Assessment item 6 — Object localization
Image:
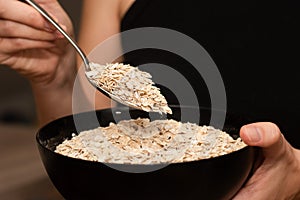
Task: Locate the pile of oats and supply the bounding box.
[55,118,247,164]
[86,63,172,114]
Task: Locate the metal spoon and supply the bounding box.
[23,0,142,109]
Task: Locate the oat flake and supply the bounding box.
[55,118,247,164]
[87,63,172,114]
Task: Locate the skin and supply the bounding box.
[234,123,300,199]
[0,0,299,199]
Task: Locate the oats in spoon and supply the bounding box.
[87,63,172,114]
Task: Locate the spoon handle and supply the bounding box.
[24,0,91,71]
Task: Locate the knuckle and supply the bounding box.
[12,38,24,48]
[0,5,5,18]
[268,122,280,133]
[0,20,13,35]
[264,122,282,142]
[27,10,41,24]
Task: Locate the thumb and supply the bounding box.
[240,122,284,159]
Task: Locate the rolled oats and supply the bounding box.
[86,63,172,114]
[55,118,247,164]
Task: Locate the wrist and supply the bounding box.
[31,76,74,126]
[30,56,76,126]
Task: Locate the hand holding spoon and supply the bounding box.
[23,0,172,114]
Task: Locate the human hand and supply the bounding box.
[0,0,76,87]
[233,122,300,200]
[0,0,79,124]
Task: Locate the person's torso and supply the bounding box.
[120,0,300,146]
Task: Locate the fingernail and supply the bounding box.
[245,126,262,143]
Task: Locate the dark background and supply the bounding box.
[121,0,300,148]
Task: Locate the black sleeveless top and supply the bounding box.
[120,0,300,147]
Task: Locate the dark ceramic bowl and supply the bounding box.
[36,106,255,200]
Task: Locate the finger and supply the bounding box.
[0,20,58,40]
[0,0,56,32]
[0,37,56,53]
[234,123,299,200]
[240,122,281,147]
[240,122,285,159]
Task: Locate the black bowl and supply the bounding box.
[36,106,255,200]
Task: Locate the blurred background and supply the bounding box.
[0,1,82,199]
